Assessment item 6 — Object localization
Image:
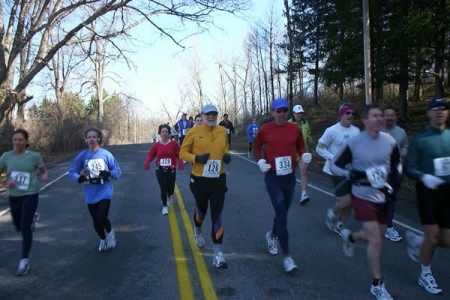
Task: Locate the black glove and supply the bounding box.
[349,170,366,182]
[77,175,87,184]
[195,153,210,164]
[223,153,231,164]
[99,170,111,179]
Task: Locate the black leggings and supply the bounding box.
[189,173,227,244]
[87,199,112,240]
[9,194,39,259]
[156,168,176,206]
[248,142,253,152]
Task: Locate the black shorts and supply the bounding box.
[329,175,351,197]
[416,182,450,228]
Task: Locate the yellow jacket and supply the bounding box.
[179,124,229,177]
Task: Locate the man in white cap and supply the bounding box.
[179,103,232,269]
[289,104,313,204]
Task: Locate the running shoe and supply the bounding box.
[162,206,169,215]
[326,208,337,232]
[283,256,298,273]
[194,230,205,249]
[341,229,354,257]
[405,231,423,263]
[106,229,116,250]
[334,221,343,236]
[384,227,402,242]
[265,231,279,255]
[299,192,310,205]
[370,282,393,300]
[16,259,29,276]
[98,239,108,252]
[418,273,443,295]
[213,252,228,269]
[31,212,40,231]
[167,196,173,206]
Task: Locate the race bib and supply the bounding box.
[11,171,31,190]
[160,158,172,167]
[365,166,387,189]
[202,160,221,178]
[86,158,106,178]
[182,129,187,136]
[433,157,450,176]
[275,156,292,176]
[252,127,258,138]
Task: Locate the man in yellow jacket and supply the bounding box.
[289,105,313,204]
[179,103,231,269]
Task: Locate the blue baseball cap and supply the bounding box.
[271,98,289,110]
[427,97,449,110]
[201,104,218,114]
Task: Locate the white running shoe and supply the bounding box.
[299,192,310,205]
[326,208,337,232]
[106,229,116,250]
[341,229,354,257]
[194,230,205,249]
[265,231,279,255]
[405,231,423,262]
[384,227,402,242]
[213,252,228,269]
[31,212,40,231]
[418,273,443,295]
[283,256,298,273]
[16,258,29,276]
[162,206,169,215]
[98,239,108,252]
[370,282,393,300]
[333,221,343,236]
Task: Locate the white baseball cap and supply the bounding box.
[293,105,305,113]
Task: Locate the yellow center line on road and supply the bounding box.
[168,197,195,300]
[174,184,219,300]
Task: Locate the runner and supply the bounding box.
[194,114,203,127]
[245,117,259,158]
[0,129,49,276]
[330,104,400,300]
[144,124,184,215]
[289,104,313,204]
[175,112,192,146]
[68,127,121,252]
[219,113,235,146]
[253,98,310,272]
[381,106,408,242]
[404,96,450,295]
[179,104,232,269]
[316,102,360,235]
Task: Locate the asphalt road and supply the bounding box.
[0,143,449,300]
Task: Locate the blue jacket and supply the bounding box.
[246,123,259,143]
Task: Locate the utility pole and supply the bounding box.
[363,0,372,104]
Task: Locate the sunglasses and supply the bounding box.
[275,108,288,113]
[345,111,356,115]
[204,112,218,116]
[430,106,448,111]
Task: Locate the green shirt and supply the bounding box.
[289,118,311,151]
[0,150,45,196]
[405,126,450,183]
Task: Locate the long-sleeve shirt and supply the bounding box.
[68,148,121,204]
[179,124,229,177]
[330,131,400,203]
[246,123,259,143]
[405,126,450,183]
[253,122,306,173]
[219,120,235,135]
[316,123,360,175]
[144,140,180,169]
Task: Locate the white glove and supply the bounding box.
[257,159,271,173]
[421,174,445,189]
[301,153,312,163]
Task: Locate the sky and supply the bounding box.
[103,0,284,119]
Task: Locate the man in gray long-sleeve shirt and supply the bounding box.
[330,104,401,300]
